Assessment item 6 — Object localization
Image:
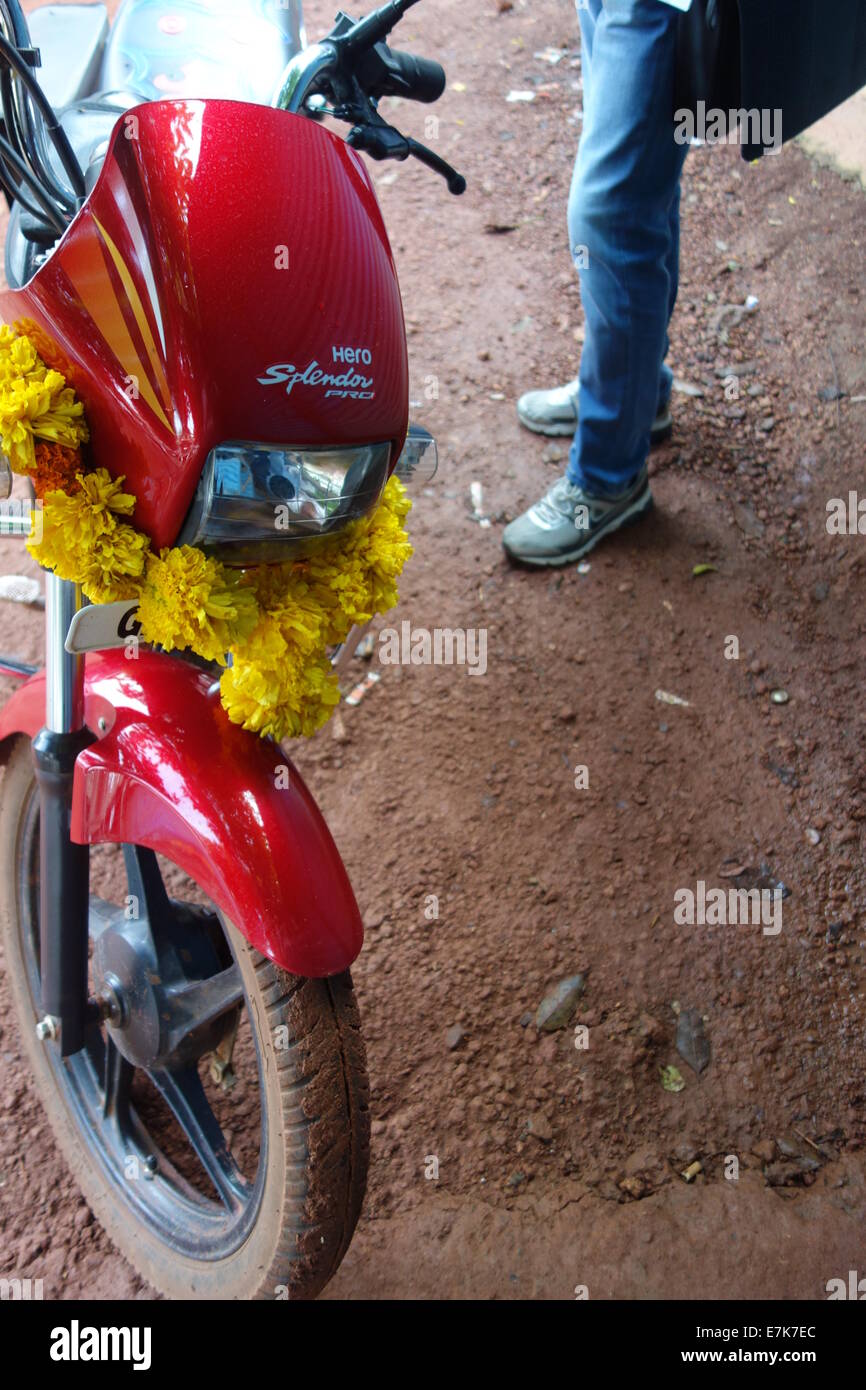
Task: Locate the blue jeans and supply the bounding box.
[567,0,688,497]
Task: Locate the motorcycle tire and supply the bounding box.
[0,735,370,1300]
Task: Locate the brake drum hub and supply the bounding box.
[92,909,226,1071]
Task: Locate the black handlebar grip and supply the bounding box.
[387,50,447,103]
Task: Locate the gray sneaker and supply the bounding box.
[502,468,652,568]
[517,376,673,445]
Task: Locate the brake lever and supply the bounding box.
[347,121,466,196]
[347,120,411,161]
[405,138,466,196]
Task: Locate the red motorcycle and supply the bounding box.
[0,0,460,1299]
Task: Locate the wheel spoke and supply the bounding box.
[148,1064,250,1211]
[89,896,123,942]
[162,965,244,1057]
[102,1032,133,1122]
[122,844,173,936]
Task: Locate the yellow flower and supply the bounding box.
[220,644,340,741]
[216,480,411,739]
[136,546,259,662]
[0,328,89,472]
[304,476,413,631]
[27,468,149,603]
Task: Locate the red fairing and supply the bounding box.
[0,100,409,548]
[0,651,363,978]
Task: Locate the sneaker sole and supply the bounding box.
[503,488,654,569]
[516,409,578,438]
[517,408,673,448]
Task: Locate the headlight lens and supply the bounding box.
[179,440,392,561]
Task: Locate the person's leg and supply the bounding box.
[657,179,683,415]
[567,0,688,497]
[577,0,598,94]
[502,0,687,566]
[515,0,680,443]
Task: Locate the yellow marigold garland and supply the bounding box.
[137,547,261,666]
[30,442,83,499]
[1,325,412,741]
[0,323,89,471]
[36,469,150,603]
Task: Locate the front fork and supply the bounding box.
[32,575,95,1057]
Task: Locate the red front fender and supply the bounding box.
[0,650,363,977]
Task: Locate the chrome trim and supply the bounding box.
[45,574,85,734]
[271,41,339,114]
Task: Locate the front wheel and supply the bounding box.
[0,736,369,1300]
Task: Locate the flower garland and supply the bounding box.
[0,324,412,740]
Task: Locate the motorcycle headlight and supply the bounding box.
[179,440,392,563]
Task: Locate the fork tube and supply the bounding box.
[33,575,94,1056]
[45,575,85,733]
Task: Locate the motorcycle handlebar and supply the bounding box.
[342,0,423,55]
[375,49,446,104]
[273,1,465,192]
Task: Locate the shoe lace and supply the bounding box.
[532,476,588,527]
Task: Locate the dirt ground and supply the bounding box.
[1,0,865,1300]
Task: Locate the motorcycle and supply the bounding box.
[0,0,462,1299]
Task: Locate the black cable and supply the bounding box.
[7,85,78,216]
[0,151,58,223]
[0,7,40,172]
[0,32,84,199]
[16,79,79,212]
[0,29,78,215]
[0,18,55,211]
[0,3,57,219]
[0,68,23,159]
[0,148,64,230]
[0,14,76,225]
[0,9,78,212]
[0,130,65,232]
[0,0,29,48]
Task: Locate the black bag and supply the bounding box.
[674,0,741,117]
[675,1,866,161]
[736,1,866,153]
